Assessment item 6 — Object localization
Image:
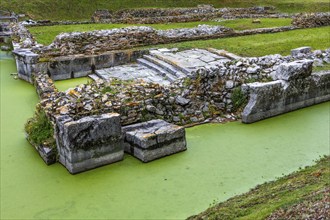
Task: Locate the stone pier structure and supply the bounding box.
[242,60,330,123]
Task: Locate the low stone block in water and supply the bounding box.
[122,119,187,162]
[55,113,123,174]
[275,59,313,81]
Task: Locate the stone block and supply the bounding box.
[275,59,313,81]
[291,46,311,57]
[55,113,123,174]
[242,71,330,123]
[122,119,187,162]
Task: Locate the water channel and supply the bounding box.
[1,51,329,219]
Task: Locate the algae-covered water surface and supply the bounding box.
[1,52,329,219]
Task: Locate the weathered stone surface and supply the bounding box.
[122,119,187,162]
[275,59,313,81]
[12,48,39,83]
[55,113,123,174]
[291,47,312,57]
[292,12,330,28]
[242,70,330,123]
[91,6,278,24]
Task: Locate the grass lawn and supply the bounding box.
[188,156,330,220]
[0,0,329,21]
[149,26,330,57]
[29,18,292,45]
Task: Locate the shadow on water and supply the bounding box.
[0,51,329,219]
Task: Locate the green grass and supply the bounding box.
[313,63,330,72]
[24,108,55,148]
[0,0,329,21]
[188,155,330,220]
[150,26,330,57]
[29,18,292,45]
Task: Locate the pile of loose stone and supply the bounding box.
[292,12,330,28]
[36,47,330,126]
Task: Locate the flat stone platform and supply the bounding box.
[122,119,187,162]
[95,48,234,85]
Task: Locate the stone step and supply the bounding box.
[88,73,103,82]
[137,58,177,82]
[207,48,241,60]
[142,55,186,78]
[95,69,110,81]
[149,51,192,75]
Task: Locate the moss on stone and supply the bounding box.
[25,107,56,149]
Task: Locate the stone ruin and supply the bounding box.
[91,5,278,24]
[292,12,330,28]
[5,7,329,173]
[242,59,330,123]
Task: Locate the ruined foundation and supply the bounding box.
[123,119,187,162]
[242,60,330,123]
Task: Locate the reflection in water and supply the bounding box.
[1,51,329,219]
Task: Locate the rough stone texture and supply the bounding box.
[122,119,187,162]
[275,59,313,81]
[37,25,233,57]
[12,48,39,83]
[34,73,57,99]
[242,61,330,124]
[55,113,124,174]
[36,145,57,165]
[292,12,330,28]
[291,47,312,57]
[97,49,231,85]
[26,134,57,165]
[91,6,278,24]
[38,47,330,126]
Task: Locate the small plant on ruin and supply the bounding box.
[231,87,248,112]
[25,107,55,148]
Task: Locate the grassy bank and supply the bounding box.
[29,18,292,45]
[152,26,330,57]
[188,155,330,220]
[0,0,329,21]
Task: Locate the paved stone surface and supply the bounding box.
[96,64,170,85]
[95,48,233,85]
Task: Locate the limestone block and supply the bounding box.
[242,71,330,123]
[55,113,123,174]
[275,59,313,81]
[291,47,311,57]
[122,119,187,162]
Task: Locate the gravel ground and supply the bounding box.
[267,187,330,220]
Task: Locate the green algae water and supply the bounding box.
[54,77,90,91]
[1,51,329,219]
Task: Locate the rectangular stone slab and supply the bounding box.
[55,113,124,174]
[122,119,187,162]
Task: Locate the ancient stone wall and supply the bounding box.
[34,47,329,126]
[91,6,277,24]
[292,12,330,28]
[242,61,330,123]
[34,25,296,57]
[34,73,57,99]
[37,25,233,56]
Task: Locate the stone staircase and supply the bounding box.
[94,48,239,85]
